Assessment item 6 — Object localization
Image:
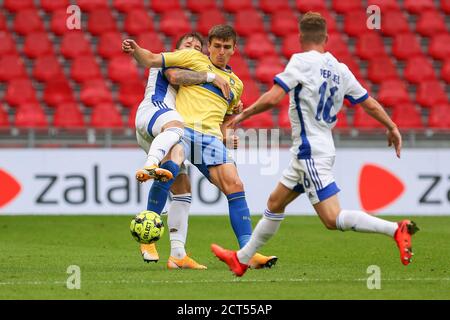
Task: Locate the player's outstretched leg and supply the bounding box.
[136,165,173,183]
[394,220,419,265]
[141,243,159,263]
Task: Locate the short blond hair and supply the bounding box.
[299,12,327,44]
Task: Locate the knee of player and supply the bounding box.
[222,177,244,194]
[267,195,286,213]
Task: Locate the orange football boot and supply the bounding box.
[140,243,159,263]
[248,253,278,269]
[136,165,173,183]
[211,244,248,277]
[394,220,419,266]
[167,255,207,270]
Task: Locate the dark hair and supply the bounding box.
[175,32,205,49]
[299,12,327,44]
[208,25,237,45]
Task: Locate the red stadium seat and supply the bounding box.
[367,0,400,11]
[234,9,265,37]
[278,105,290,129]
[259,0,291,13]
[244,33,277,60]
[97,32,123,58]
[50,9,72,36]
[13,9,44,35]
[367,55,399,83]
[137,33,166,53]
[335,107,349,129]
[336,52,363,80]
[403,0,435,14]
[0,105,9,128]
[270,11,299,37]
[43,77,75,107]
[327,33,352,59]
[377,80,411,108]
[240,79,261,106]
[380,11,410,36]
[355,32,386,60]
[428,104,450,128]
[404,57,437,84]
[128,105,138,128]
[442,0,450,14]
[353,106,384,129]
[23,32,54,58]
[108,56,140,83]
[392,33,423,60]
[416,11,448,37]
[76,0,109,12]
[118,81,145,108]
[87,9,117,36]
[71,55,102,83]
[90,103,124,129]
[0,55,27,81]
[40,0,70,12]
[113,0,145,12]
[159,11,191,37]
[53,102,85,129]
[80,79,113,107]
[5,78,37,107]
[14,104,48,129]
[223,0,253,13]
[0,32,17,56]
[0,11,7,30]
[150,0,181,13]
[229,55,252,80]
[332,0,362,13]
[442,59,450,83]
[32,55,65,82]
[197,10,226,36]
[391,104,424,129]
[295,0,326,12]
[4,0,34,12]
[255,56,285,86]
[241,111,274,128]
[282,33,302,59]
[343,11,369,37]
[429,33,450,60]
[416,80,448,108]
[124,10,154,35]
[60,32,92,59]
[186,0,216,13]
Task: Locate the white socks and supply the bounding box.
[336,209,398,237]
[237,209,284,264]
[168,193,191,259]
[145,127,184,167]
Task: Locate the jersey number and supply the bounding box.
[315,81,338,123]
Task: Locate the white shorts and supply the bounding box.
[280,156,340,205]
[135,100,183,153]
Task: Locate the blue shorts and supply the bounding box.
[180,127,234,179]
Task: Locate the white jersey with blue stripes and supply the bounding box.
[274,50,368,159]
[142,67,177,109]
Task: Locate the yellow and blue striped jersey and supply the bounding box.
[162,49,243,138]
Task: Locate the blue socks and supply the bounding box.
[146,160,180,214]
[227,191,252,248]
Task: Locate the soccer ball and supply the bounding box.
[130,211,164,244]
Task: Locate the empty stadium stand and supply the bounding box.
[0,0,449,147]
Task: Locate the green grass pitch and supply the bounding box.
[0,215,449,300]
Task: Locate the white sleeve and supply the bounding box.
[273,55,305,93]
[342,63,368,104]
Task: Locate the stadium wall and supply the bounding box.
[1,148,449,215]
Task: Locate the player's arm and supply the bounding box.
[360,96,402,158]
[221,115,239,149]
[122,39,162,68]
[164,69,231,99]
[231,84,286,126]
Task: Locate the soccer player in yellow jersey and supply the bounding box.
[122,25,276,269]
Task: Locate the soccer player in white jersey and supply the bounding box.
[211,12,419,277]
[129,32,231,269]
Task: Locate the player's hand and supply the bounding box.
[227,113,245,128]
[387,126,402,158]
[212,75,231,101]
[122,39,138,54]
[233,100,243,114]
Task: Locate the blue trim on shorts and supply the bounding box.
[293,183,305,194]
[317,182,340,202]
[147,108,173,137]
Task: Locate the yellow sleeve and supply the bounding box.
[162,49,202,69]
